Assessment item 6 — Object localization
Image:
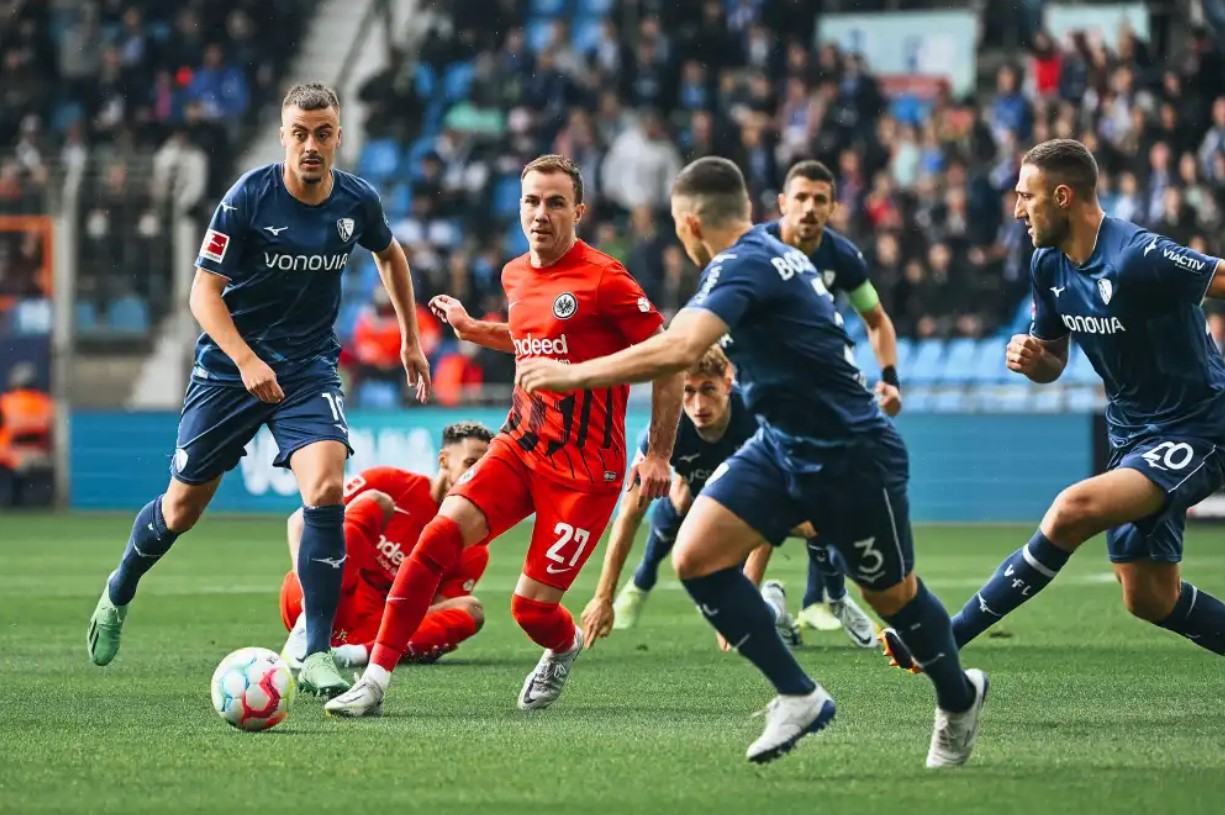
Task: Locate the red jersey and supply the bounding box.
[500,240,663,492]
[342,466,479,594]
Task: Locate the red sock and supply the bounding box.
[407,607,481,657]
[511,594,576,652]
[370,516,463,671]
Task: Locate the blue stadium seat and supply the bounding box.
[933,389,969,413]
[404,136,436,175]
[356,380,400,410]
[1067,386,1103,412]
[1066,343,1098,385]
[415,63,437,99]
[1032,388,1064,413]
[358,139,401,183]
[583,0,614,14]
[1003,295,1033,336]
[504,222,530,257]
[971,337,1008,385]
[492,175,522,220]
[894,337,914,371]
[908,339,947,386]
[854,340,880,382]
[336,301,364,343]
[442,61,476,103]
[904,389,935,412]
[530,0,570,17]
[572,15,605,52]
[842,307,866,343]
[941,338,978,385]
[14,299,52,334]
[526,18,554,52]
[387,182,412,220]
[993,386,1032,412]
[75,300,99,332]
[107,296,149,334]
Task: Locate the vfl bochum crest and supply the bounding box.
[336,218,355,242]
[1098,278,1114,305]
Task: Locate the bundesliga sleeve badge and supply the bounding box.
[200,229,230,263]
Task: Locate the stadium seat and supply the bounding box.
[14,299,52,334]
[404,136,436,175]
[336,301,364,343]
[903,388,935,412]
[358,139,401,183]
[842,307,866,342]
[504,222,530,257]
[583,0,614,14]
[894,337,914,371]
[992,385,1032,412]
[941,338,978,385]
[442,61,476,103]
[1003,295,1033,336]
[1032,388,1064,413]
[572,15,605,52]
[1067,386,1104,412]
[387,182,412,220]
[971,337,1008,385]
[908,339,947,386]
[75,300,99,332]
[526,18,554,52]
[492,175,522,220]
[107,295,149,334]
[414,63,437,99]
[356,380,400,409]
[932,389,969,413]
[529,0,570,17]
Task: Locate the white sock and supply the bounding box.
[364,662,392,691]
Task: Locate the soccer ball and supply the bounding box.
[210,647,296,732]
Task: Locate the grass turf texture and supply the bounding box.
[2,513,1224,814]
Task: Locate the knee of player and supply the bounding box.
[860,572,918,617]
[161,493,206,533]
[671,545,706,580]
[303,476,345,507]
[1044,486,1103,545]
[1120,580,1178,622]
[462,597,485,630]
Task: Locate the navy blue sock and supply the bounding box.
[682,567,816,695]
[804,540,847,604]
[1158,581,1225,655]
[884,579,975,713]
[297,504,346,656]
[951,530,1071,648]
[631,524,674,592]
[108,496,181,605]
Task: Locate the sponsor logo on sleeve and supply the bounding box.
[200,229,230,263]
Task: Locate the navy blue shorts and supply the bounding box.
[702,427,914,590]
[1106,436,1225,564]
[171,371,352,485]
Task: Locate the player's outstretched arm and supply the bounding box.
[429,295,515,353]
[189,269,284,403]
[638,347,684,504]
[581,479,651,648]
[518,309,727,393]
[1006,333,1068,384]
[373,240,431,402]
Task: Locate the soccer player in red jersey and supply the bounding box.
[326,155,683,717]
[280,422,493,669]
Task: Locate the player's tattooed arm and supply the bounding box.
[373,240,431,402]
[518,309,727,393]
[189,268,284,403]
[429,295,515,353]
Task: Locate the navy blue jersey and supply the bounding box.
[193,164,393,385]
[687,228,887,448]
[636,387,759,493]
[760,221,869,296]
[1030,216,1225,449]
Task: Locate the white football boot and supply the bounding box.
[518,629,583,710]
[828,593,878,649]
[926,668,989,768]
[324,675,385,718]
[761,580,802,648]
[746,685,837,763]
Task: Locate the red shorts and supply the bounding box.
[450,435,619,591]
[278,571,384,647]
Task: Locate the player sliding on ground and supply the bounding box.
[589,343,874,650]
[280,422,493,669]
[882,138,1225,673]
[86,83,431,698]
[517,157,987,768]
[765,159,902,639]
[324,155,683,717]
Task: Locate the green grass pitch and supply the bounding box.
[2,513,1225,814]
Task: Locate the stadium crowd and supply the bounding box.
[341,1,1225,403]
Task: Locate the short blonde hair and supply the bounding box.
[688,344,731,379]
[521,154,584,204]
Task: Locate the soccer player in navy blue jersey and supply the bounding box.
[763,159,901,639]
[87,83,432,698]
[882,139,1225,674]
[518,157,986,768]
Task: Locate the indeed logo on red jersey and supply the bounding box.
[375,535,406,570]
[513,333,571,359]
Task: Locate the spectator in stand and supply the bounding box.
[0,362,54,508]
